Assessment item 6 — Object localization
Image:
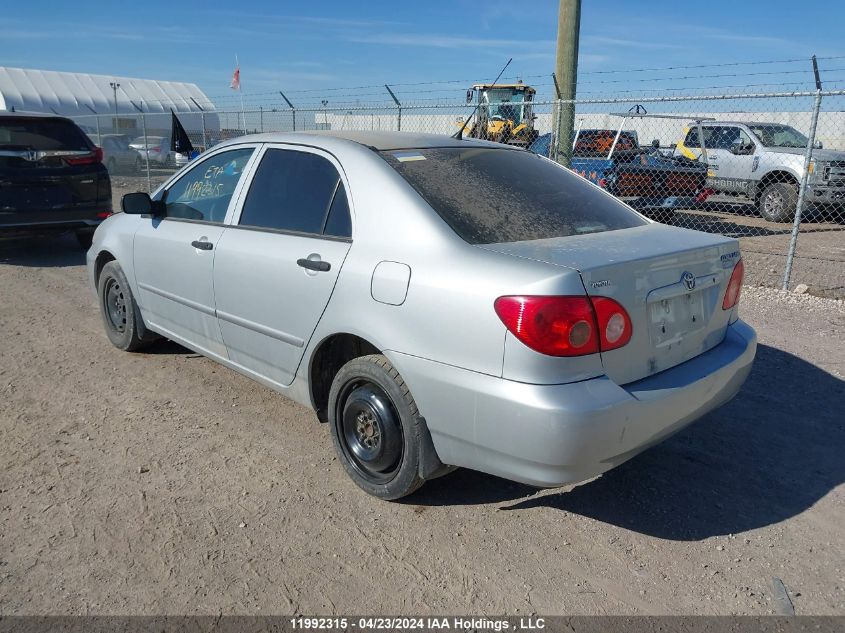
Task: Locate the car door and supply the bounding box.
[212,145,353,387]
[725,128,757,196]
[132,145,258,358]
[708,126,755,194]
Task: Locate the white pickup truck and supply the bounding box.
[674,121,845,222]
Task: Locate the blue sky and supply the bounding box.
[2,0,842,108]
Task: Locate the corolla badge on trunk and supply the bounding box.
[682,271,696,291]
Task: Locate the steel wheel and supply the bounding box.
[338,381,404,484]
[103,277,128,333]
[763,189,784,218]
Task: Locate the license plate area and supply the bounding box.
[648,290,706,348]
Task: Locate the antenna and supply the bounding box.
[453,58,512,140]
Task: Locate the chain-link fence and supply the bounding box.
[70,89,845,298]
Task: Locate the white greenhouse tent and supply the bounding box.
[0,66,219,137]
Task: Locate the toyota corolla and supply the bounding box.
[87,131,756,499]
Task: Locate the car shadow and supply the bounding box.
[410,344,845,541]
[0,234,87,267]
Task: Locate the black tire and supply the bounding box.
[134,156,143,172]
[75,230,94,250]
[97,260,157,351]
[328,354,426,500]
[758,182,798,223]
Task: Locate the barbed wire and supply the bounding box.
[85,55,845,110]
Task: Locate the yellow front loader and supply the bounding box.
[462,82,539,147]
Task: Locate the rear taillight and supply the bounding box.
[96,211,113,219]
[591,296,633,351]
[696,187,715,203]
[495,295,634,357]
[722,259,744,310]
[494,296,599,357]
[63,148,101,166]
[150,147,161,153]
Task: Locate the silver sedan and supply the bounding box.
[87,131,756,500]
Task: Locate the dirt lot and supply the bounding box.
[0,235,843,616]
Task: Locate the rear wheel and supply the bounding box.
[328,354,425,500]
[134,156,143,172]
[97,261,157,351]
[758,182,798,222]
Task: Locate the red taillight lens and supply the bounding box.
[151,147,161,153]
[495,295,634,357]
[696,187,715,203]
[494,296,599,357]
[722,259,744,310]
[96,211,113,219]
[591,296,633,351]
[63,149,101,166]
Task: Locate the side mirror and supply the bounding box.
[122,192,159,215]
[730,141,754,155]
[651,139,660,148]
[466,89,474,104]
[814,140,823,149]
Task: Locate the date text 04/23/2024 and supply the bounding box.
[289,617,547,630]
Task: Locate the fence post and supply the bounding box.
[95,116,101,145]
[201,112,208,152]
[385,85,401,131]
[549,99,561,159]
[782,90,823,290]
[260,106,264,133]
[141,113,152,194]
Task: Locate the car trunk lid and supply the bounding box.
[481,223,741,385]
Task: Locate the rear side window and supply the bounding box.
[239,148,350,237]
[0,117,91,151]
[381,147,646,245]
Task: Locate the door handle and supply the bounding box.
[191,240,213,251]
[297,258,331,272]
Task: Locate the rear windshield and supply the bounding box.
[381,147,646,244]
[0,117,91,151]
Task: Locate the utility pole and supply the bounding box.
[553,0,581,167]
[109,81,120,132]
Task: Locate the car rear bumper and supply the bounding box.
[0,217,104,236]
[388,319,756,487]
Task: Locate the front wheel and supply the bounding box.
[97,260,157,351]
[328,355,426,500]
[758,182,798,222]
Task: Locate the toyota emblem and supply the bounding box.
[682,271,696,291]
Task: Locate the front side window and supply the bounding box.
[163,148,254,222]
[239,148,351,237]
[382,147,646,245]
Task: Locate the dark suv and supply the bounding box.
[1,111,112,248]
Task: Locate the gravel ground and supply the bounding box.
[0,235,842,616]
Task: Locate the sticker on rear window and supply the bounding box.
[392,151,426,162]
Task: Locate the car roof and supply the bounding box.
[214,130,512,152]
